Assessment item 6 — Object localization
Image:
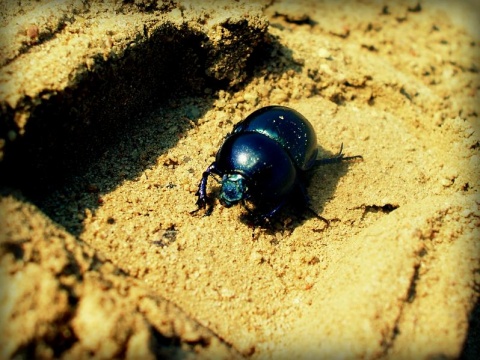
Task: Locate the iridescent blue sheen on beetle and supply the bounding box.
[193,105,362,223]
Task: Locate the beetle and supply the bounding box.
[192,105,362,224]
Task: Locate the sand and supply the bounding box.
[1,0,479,359]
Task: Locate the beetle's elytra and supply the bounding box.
[192,105,362,223]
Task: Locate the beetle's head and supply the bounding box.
[220,173,247,207]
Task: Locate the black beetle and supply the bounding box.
[193,105,362,223]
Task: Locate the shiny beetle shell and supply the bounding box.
[231,106,318,171]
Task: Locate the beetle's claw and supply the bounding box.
[190,198,205,214]
[196,197,206,209]
[306,207,330,227]
[204,204,214,216]
[189,207,201,215]
[191,197,215,217]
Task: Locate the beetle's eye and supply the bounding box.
[220,174,246,207]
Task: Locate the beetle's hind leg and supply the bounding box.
[296,181,330,227]
[315,143,363,166]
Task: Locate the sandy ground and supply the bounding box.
[1,0,479,359]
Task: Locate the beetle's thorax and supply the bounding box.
[220,173,248,207]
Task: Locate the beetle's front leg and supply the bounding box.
[191,162,220,216]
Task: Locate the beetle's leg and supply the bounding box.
[253,198,289,224]
[315,143,363,166]
[297,181,330,227]
[297,180,311,207]
[191,162,220,216]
